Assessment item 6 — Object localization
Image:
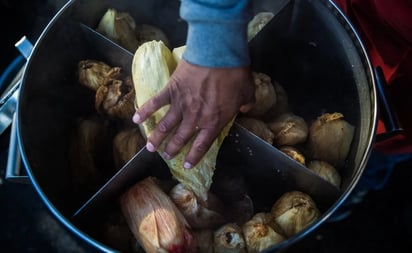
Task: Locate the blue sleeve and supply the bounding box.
[180,0,252,67]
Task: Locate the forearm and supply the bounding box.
[180,0,252,67]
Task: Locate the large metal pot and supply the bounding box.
[15,0,377,252]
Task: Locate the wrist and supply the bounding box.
[183,21,250,67]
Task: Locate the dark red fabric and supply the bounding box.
[333,0,412,154]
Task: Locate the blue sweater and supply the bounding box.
[180,0,252,67]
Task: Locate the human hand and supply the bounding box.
[132,59,255,169]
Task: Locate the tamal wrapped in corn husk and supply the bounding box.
[307,160,341,188]
[132,40,234,201]
[78,59,121,91]
[307,112,355,167]
[242,212,286,253]
[169,183,226,229]
[112,126,146,169]
[96,8,139,52]
[214,223,247,253]
[120,177,195,253]
[271,191,320,237]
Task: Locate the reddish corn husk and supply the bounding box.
[120,177,195,253]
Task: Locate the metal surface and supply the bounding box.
[1,37,33,182]
[79,23,134,72]
[73,147,162,218]
[73,2,340,218]
[374,66,403,142]
[5,113,29,183]
[219,124,341,208]
[70,22,147,217]
[15,36,34,60]
[0,34,32,135]
[0,83,20,136]
[15,0,377,252]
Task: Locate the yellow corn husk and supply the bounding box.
[120,177,195,253]
[172,45,186,63]
[132,40,234,201]
[96,8,139,52]
[247,12,275,41]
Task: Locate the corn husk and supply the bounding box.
[132,40,234,201]
[120,177,195,253]
[307,112,355,166]
[68,116,111,193]
[112,127,146,169]
[242,212,286,253]
[247,12,275,41]
[96,8,139,52]
[169,183,226,229]
[78,59,121,91]
[95,76,136,120]
[236,117,274,145]
[279,146,306,166]
[267,112,308,147]
[307,160,341,188]
[245,72,277,118]
[263,80,290,121]
[271,191,320,237]
[137,24,170,48]
[172,45,186,63]
[214,223,247,253]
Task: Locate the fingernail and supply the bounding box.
[163,152,172,160]
[146,142,155,152]
[183,162,193,169]
[132,113,141,124]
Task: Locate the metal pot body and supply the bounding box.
[16,0,377,252]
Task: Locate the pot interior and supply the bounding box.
[17,0,376,252]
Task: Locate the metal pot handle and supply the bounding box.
[374,66,404,142]
[3,36,33,183]
[5,113,29,183]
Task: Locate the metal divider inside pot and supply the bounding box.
[16,0,376,252]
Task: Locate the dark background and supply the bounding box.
[1,1,412,252]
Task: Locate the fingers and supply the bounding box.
[149,119,225,169]
[132,88,170,125]
[146,111,182,154]
[181,129,220,169]
[161,119,199,160]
